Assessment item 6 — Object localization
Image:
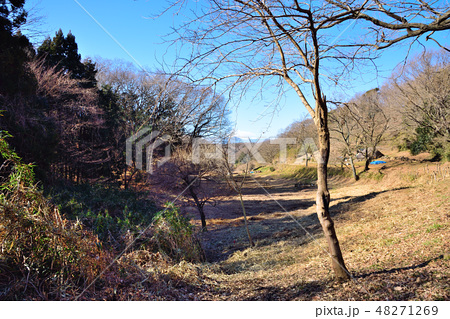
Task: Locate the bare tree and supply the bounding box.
[355,90,389,171]
[389,51,450,146]
[221,140,255,247]
[163,0,450,281]
[330,0,450,52]
[152,146,226,231]
[96,59,231,188]
[280,116,317,166]
[342,89,390,171]
[97,59,230,143]
[329,106,361,181]
[28,58,105,182]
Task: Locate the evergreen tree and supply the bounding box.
[0,0,35,95]
[37,29,96,86]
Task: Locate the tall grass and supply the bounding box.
[152,203,205,263]
[1,131,115,300]
[46,183,158,249]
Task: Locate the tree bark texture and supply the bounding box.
[349,156,359,181]
[315,99,350,281]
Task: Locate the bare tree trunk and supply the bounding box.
[123,166,129,189]
[238,191,254,247]
[197,205,207,231]
[189,187,207,231]
[364,158,373,171]
[349,156,359,181]
[364,149,373,172]
[316,100,350,281]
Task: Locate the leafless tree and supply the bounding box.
[389,51,450,144]
[151,145,226,231]
[221,140,255,247]
[357,90,389,171]
[97,59,230,143]
[96,59,231,188]
[162,0,450,281]
[28,58,106,182]
[329,0,450,52]
[279,115,317,166]
[329,106,361,181]
[342,89,390,171]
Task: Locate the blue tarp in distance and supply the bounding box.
[370,161,386,165]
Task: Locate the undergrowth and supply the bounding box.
[280,165,351,182]
[46,183,158,249]
[0,131,116,300]
[360,170,385,181]
[152,203,205,263]
[0,131,208,300]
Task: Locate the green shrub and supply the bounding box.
[46,183,157,248]
[0,131,35,193]
[403,123,449,162]
[1,131,114,299]
[255,166,276,173]
[152,203,204,263]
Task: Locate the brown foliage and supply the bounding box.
[0,184,117,300]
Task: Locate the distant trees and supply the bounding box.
[329,49,450,169]
[96,60,230,188]
[97,60,230,143]
[330,89,389,176]
[329,106,361,180]
[2,15,231,188]
[387,51,450,160]
[279,116,316,166]
[355,89,390,171]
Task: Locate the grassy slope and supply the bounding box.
[141,159,449,301]
[29,157,445,301]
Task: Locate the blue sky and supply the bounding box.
[24,0,449,140]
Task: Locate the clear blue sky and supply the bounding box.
[24,0,449,140]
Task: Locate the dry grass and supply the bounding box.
[155,160,449,300]
[76,160,450,300]
[4,157,447,300]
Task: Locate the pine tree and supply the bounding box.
[37,29,96,84]
[0,0,35,95]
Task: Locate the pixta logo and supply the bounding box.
[126,128,319,173]
[126,128,171,174]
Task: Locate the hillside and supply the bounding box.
[113,156,449,301]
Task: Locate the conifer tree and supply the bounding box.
[37,29,96,85]
[0,0,34,95]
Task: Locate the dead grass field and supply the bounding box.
[120,159,449,301]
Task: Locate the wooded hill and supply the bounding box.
[0,0,449,300]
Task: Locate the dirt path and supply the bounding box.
[186,175,366,262]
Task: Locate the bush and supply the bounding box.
[255,166,276,173]
[1,131,115,300]
[46,183,158,248]
[402,123,449,162]
[152,203,205,263]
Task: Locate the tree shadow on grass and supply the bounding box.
[330,186,411,217]
[199,186,412,262]
[353,255,445,279]
[240,280,328,301]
